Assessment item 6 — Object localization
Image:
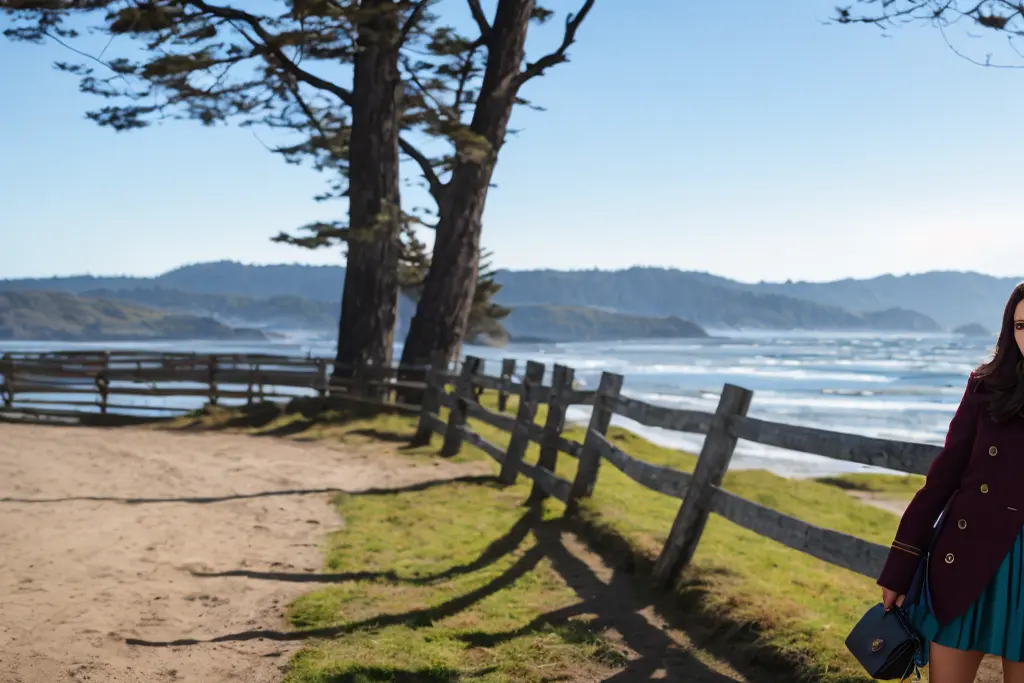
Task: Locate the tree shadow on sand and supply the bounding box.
[164,399,417,444]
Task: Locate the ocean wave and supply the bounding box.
[620,364,893,383]
[623,389,957,414]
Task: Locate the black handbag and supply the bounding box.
[845,602,922,680]
[845,500,953,680]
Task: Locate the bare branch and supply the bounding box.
[454,40,482,121]
[41,29,138,93]
[399,135,445,200]
[467,0,492,39]
[515,0,595,87]
[399,0,433,46]
[402,54,454,117]
[834,0,1024,68]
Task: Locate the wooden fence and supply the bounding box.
[414,355,938,590]
[0,348,937,589]
[0,349,427,421]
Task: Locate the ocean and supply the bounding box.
[0,330,996,479]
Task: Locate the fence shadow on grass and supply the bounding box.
[190,510,536,587]
[124,490,793,683]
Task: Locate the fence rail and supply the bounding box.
[414,355,936,589]
[0,350,429,420]
[0,349,934,589]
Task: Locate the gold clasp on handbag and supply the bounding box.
[871,639,884,652]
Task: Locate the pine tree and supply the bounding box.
[2,0,596,376]
[1,0,436,377]
[397,0,596,370]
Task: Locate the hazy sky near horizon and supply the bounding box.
[2,1,1024,283]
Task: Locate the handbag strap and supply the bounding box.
[903,493,955,608]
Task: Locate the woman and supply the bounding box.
[880,283,1024,683]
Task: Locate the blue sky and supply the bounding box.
[2,1,1023,283]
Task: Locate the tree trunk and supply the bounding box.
[334,0,403,388]
[400,0,535,372]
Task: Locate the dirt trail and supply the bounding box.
[845,490,911,516]
[0,422,489,683]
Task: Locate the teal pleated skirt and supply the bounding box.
[905,525,1024,662]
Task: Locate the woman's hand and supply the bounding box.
[882,587,905,611]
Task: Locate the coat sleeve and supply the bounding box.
[876,372,982,594]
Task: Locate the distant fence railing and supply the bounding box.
[0,349,935,589]
[0,349,428,421]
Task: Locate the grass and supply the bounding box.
[165,392,916,683]
[283,480,630,683]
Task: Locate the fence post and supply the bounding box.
[256,363,265,403]
[528,363,574,504]
[651,383,753,588]
[441,356,482,457]
[499,360,546,484]
[97,351,110,415]
[2,352,14,410]
[315,358,328,400]
[208,354,219,407]
[498,358,517,413]
[411,351,447,447]
[567,372,624,509]
[246,364,255,406]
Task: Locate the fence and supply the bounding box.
[0,349,427,421]
[414,355,938,590]
[0,349,936,589]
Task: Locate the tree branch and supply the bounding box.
[399,0,433,46]
[467,0,492,39]
[184,0,355,106]
[402,54,454,117]
[515,0,595,87]
[399,135,445,201]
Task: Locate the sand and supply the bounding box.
[0,422,489,683]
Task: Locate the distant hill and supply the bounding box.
[750,271,1021,331]
[490,268,943,331]
[0,291,267,341]
[82,287,340,331]
[48,289,712,344]
[0,262,345,300]
[501,305,708,343]
[953,322,993,337]
[0,260,982,331]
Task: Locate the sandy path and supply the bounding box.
[0,423,489,683]
[845,490,911,516]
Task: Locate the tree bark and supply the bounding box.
[399,0,535,371]
[334,0,403,385]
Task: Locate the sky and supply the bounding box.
[2,1,1024,283]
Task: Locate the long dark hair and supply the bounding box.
[974,282,1024,422]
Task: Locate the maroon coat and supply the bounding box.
[877,372,1024,625]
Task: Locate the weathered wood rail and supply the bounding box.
[0,348,935,590]
[414,355,937,590]
[0,350,428,420]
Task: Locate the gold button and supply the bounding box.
[989,446,999,456]
[958,518,968,530]
[981,484,990,494]
[945,553,955,564]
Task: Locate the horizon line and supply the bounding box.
[2,259,1022,287]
